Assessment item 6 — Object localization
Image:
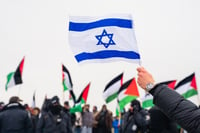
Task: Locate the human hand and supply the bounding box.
[137,67,155,91]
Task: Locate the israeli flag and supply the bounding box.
[68,14,141,64]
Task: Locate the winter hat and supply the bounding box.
[130,99,141,111]
[51,96,60,105]
[9,96,23,103]
[64,101,69,106]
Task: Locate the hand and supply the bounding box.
[137,67,155,91]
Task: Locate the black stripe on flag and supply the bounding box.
[175,73,195,89]
[104,73,123,92]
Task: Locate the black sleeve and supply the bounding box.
[36,114,45,133]
[150,84,200,132]
[24,112,33,133]
[66,115,73,133]
[134,112,148,132]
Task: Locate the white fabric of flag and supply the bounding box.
[68,14,141,63]
[142,93,154,108]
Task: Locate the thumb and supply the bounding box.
[137,67,145,72]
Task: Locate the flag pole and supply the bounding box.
[17,85,22,97]
[63,88,65,105]
[116,98,121,127]
[139,60,142,66]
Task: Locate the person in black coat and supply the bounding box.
[95,105,112,133]
[63,101,73,133]
[37,96,72,133]
[31,107,41,133]
[137,67,200,133]
[149,106,179,133]
[121,99,150,133]
[0,96,33,133]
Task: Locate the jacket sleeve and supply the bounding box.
[150,84,200,132]
[36,114,45,133]
[66,114,73,133]
[25,112,33,133]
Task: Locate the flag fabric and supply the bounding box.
[142,80,177,108]
[117,78,139,111]
[69,89,76,105]
[116,103,120,117]
[116,99,125,117]
[32,91,36,108]
[103,73,123,103]
[68,14,141,64]
[5,57,25,90]
[62,64,73,91]
[175,73,198,99]
[141,93,154,109]
[70,83,90,113]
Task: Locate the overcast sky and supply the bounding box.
[0,0,200,112]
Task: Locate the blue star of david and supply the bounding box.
[95,29,116,48]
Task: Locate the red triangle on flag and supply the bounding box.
[191,75,197,90]
[167,80,176,89]
[124,78,139,97]
[82,83,90,102]
[19,57,25,76]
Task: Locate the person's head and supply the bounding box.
[84,104,90,112]
[64,101,70,110]
[32,107,41,116]
[51,96,60,105]
[24,103,32,112]
[114,116,119,120]
[102,104,107,112]
[49,96,62,114]
[93,105,97,113]
[9,96,23,104]
[130,99,141,112]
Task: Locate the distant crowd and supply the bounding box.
[0,94,188,133]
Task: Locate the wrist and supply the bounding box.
[145,82,155,92]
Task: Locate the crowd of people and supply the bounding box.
[0,95,151,133]
[0,67,199,133]
[0,95,186,133]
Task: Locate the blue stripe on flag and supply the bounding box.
[69,18,133,32]
[75,50,140,62]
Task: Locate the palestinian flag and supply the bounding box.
[5,57,25,90]
[103,73,123,103]
[70,83,90,113]
[117,78,139,110]
[142,80,177,108]
[175,73,197,99]
[62,64,73,91]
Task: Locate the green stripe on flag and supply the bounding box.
[106,92,118,103]
[182,89,198,99]
[142,99,154,108]
[119,96,137,110]
[63,79,69,91]
[5,72,14,91]
[70,104,82,113]
[116,108,119,117]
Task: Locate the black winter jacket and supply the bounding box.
[121,109,149,133]
[149,106,179,133]
[36,111,72,133]
[0,103,33,133]
[150,84,200,133]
